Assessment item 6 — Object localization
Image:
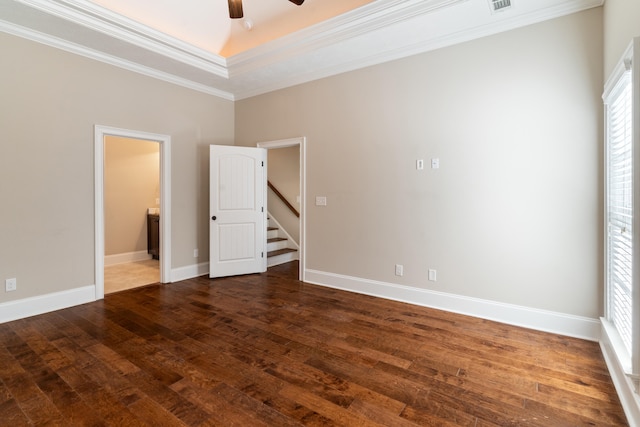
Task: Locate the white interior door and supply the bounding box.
[210,145,267,278]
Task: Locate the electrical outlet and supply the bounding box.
[193,249,199,258]
[428,269,437,282]
[395,264,404,276]
[315,196,327,206]
[5,278,17,292]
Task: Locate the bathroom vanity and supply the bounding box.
[147,213,160,260]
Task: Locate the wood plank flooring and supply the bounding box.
[0,262,627,426]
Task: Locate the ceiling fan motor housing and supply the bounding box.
[228,0,243,19]
[228,0,304,19]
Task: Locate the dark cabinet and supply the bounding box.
[147,214,160,260]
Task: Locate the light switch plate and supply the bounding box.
[395,264,404,276]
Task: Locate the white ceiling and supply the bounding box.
[87,0,375,56]
[0,0,603,100]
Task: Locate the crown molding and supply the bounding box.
[0,18,235,100]
[14,0,230,77]
[2,0,605,101]
[226,0,466,76]
[231,0,604,99]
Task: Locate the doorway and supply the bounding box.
[94,126,172,300]
[104,136,160,293]
[257,137,306,281]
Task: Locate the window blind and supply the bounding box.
[606,70,633,355]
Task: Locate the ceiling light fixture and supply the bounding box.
[228,0,305,19]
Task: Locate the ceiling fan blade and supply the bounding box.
[288,0,304,5]
[228,0,243,19]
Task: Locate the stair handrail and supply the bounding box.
[267,180,300,218]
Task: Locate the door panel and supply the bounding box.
[210,145,266,278]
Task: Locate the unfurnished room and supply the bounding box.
[1,0,639,425]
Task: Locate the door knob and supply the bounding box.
[211,216,217,221]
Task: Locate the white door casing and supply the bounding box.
[94,125,172,300]
[257,137,306,281]
[210,145,267,278]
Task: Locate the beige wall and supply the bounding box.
[267,146,300,243]
[0,32,233,302]
[237,9,604,318]
[603,0,640,78]
[105,136,159,256]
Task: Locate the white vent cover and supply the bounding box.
[489,0,512,13]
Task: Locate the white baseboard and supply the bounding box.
[0,285,96,324]
[0,260,210,324]
[304,269,601,341]
[171,262,210,282]
[600,319,640,427]
[105,250,151,266]
[0,266,599,343]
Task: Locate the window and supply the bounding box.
[603,39,639,395]
[606,69,633,356]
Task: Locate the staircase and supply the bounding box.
[267,216,298,267]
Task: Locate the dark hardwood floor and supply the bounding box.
[0,262,627,426]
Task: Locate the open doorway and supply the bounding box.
[257,137,306,281]
[103,136,160,293]
[94,126,172,300]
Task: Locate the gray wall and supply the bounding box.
[603,0,640,77]
[0,32,233,302]
[236,9,604,318]
[1,4,628,322]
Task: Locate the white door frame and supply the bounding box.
[257,137,306,281]
[94,125,172,299]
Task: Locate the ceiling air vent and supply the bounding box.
[489,0,512,13]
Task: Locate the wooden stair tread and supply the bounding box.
[268,237,287,243]
[267,248,297,257]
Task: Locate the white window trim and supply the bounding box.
[603,47,634,373]
[601,37,640,426]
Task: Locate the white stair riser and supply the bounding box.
[267,229,279,239]
[267,240,289,251]
[267,251,299,267]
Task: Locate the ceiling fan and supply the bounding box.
[228,0,304,19]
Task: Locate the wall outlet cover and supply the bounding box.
[5,278,17,292]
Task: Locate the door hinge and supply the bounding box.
[261,252,264,258]
[261,206,264,212]
[262,161,264,167]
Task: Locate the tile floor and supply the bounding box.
[104,259,160,294]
